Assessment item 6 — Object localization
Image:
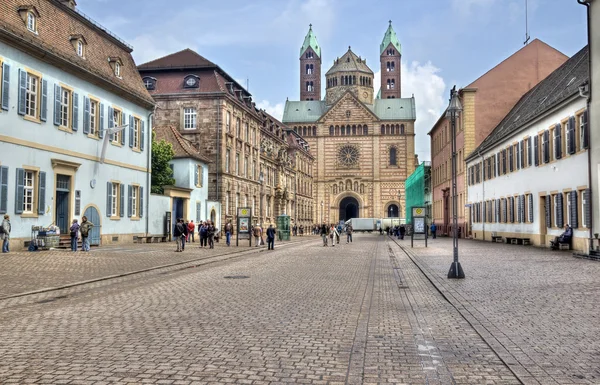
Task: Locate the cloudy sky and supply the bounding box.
[81,0,587,161]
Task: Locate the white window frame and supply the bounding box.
[553,127,560,161]
[111,183,118,217]
[225,149,230,173]
[579,114,585,151]
[582,190,588,228]
[27,12,36,32]
[245,123,249,142]
[23,170,35,214]
[60,88,71,128]
[131,186,138,218]
[77,40,84,57]
[115,62,121,77]
[235,153,240,176]
[25,73,39,118]
[112,109,121,143]
[89,99,98,136]
[183,107,197,130]
[196,165,203,187]
[133,117,140,149]
[553,194,559,228]
[236,118,241,138]
[226,112,231,133]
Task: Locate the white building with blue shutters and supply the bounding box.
[0,0,154,249]
[465,46,591,251]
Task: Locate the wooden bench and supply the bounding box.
[505,237,531,245]
[152,236,168,243]
[134,235,167,244]
[491,232,503,243]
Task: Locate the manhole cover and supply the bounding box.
[224,275,250,279]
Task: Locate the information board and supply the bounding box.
[237,207,252,245]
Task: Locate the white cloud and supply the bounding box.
[256,100,285,121]
[374,60,446,162]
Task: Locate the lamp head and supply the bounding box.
[446,85,462,117]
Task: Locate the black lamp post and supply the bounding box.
[447,86,465,279]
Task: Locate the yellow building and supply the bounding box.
[283,23,416,224]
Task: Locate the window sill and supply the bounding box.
[130,217,141,221]
[132,147,141,153]
[110,216,121,221]
[110,141,123,148]
[23,115,41,124]
[87,134,100,140]
[58,126,73,134]
[21,213,39,218]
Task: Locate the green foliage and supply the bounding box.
[151,131,176,194]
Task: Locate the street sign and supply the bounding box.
[411,206,427,248]
[236,207,252,246]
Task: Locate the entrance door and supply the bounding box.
[387,204,399,218]
[339,196,359,222]
[55,175,71,234]
[173,198,184,233]
[83,206,101,246]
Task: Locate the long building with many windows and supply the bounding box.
[466,46,590,251]
[0,0,154,249]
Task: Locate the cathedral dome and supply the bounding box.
[326,47,373,75]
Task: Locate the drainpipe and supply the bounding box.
[478,150,485,241]
[216,98,221,225]
[145,109,154,236]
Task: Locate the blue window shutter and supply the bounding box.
[129,115,134,147]
[568,116,575,154]
[108,106,114,141]
[40,79,48,121]
[139,186,144,218]
[534,135,539,166]
[106,181,112,217]
[53,84,61,125]
[38,171,46,215]
[17,69,26,115]
[0,166,8,214]
[1,63,9,111]
[556,193,564,228]
[543,130,550,163]
[72,92,79,131]
[99,103,105,139]
[83,97,90,134]
[555,124,562,159]
[584,189,591,228]
[582,110,589,149]
[528,137,532,166]
[119,183,124,218]
[121,113,126,145]
[570,191,578,228]
[545,196,551,228]
[15,168,24,215]
[140,121,145,151]
[127,185,132,217]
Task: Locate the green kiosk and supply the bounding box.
[276,215,290,241]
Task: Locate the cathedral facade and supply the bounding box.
[283,22,416,224]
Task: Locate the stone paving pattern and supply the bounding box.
[0,234,596,384]
[400,237,600,385]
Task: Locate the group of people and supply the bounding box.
[319,222,353,246]
[385,225,406,240]
[252,223,276,250]
[68,216,95,252]
[173,219,219,252]
[291,225,305,236]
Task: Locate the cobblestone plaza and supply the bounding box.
[0,236,598,384]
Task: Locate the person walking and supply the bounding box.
[1,215,11,253]
[336,223,343,244]
[69,219,80,252]
[207,221,215,249]
[346,223,353,243]
[399,224,406,240]
[199,222,208,248]
[182,220,189,251]
[430,222,437,239]
[253,224,262,247]
[329,225,338,247]
[321,223,328,246]
[80,216,94,252]
[188,220,195,242]
[225,221,232,246]
[174,218,185,252]
[266,224,276,250]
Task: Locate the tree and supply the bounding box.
[151,131,176,194]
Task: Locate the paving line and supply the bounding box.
[388,236,532,385]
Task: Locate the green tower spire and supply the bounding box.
[300,24,321,58]
[380,20,401,55]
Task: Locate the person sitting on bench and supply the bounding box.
[550,224,572,250]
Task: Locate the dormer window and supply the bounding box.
[108,57,123,78]
[17,6,40,34]
[184,75,199,88]
[69,35,87,58]
[143,77,157,91]
[77,40,83,56]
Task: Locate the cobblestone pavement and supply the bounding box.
[395,236,600,385]
[0,234,523,384]
[0,237,314,298]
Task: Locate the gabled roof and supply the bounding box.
[325,48,373,75]
[138,48,216,70]
[380,21,401,55]
[283,100,329,123]
[300,24,321,58]
[466,45,589,161]
[154,125,213,164]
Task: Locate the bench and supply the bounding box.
[558,242,570,250]
[505,237,531,245]
[491,232,503,243]
[134,235,168,244]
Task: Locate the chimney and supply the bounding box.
[59,0,77,9]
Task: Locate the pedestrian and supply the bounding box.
[430,222,437,239]
[80,216,94,252]
[266,224,276,250]
[399,224,406,240]
[321,223,328,246]
[336,223,343,244]
[207,221,215,249]
[253,224,262,247]
[346,224,353,243]
[299,225,304,236]
[225,221,232,246]
[1,214,11,253]
[329,224,337,247]
[174,218,185,252]
[182,220,189,250]
[69,219,80,252]
[188,220,195,242]
[199,221,208,248]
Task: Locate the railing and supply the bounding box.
[74,7,133,50]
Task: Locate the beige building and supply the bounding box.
[283,23,416,224]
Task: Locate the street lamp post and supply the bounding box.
[320,200,324,224]
[446,86,465,279]
[259,171,264,226]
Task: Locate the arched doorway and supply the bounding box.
[339,196,359,222]
[387,204,399,218]
[83,206,101,246]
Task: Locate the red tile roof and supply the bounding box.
[154,125,213,164]
[138,48,216,70]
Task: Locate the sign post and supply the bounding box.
[236,207,252,247]
[411,207,427,248]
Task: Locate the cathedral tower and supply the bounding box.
[380,21,401,99]
[299,25,322,101]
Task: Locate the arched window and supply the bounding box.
[335,125,339,135]
[341,126,345,135]
[369,78,372,86]
[329,126,334,136]
[386,124,390,134]
[333,184,337,194]
[306,64,310,74]
[352,125,357,135]
[360,184,365,194]
[303,127,307,136]
[391,125,395,135]
[363,125,368,135]
[386,79,391,90]
[381,125,385,135]
[353,75,356,85]
[386,62,391,72]
[387,204,399,218]
[354,181,358,191]
[339,182,343,192]
[346,180,352,190]
[389,147,397,166]
[391,62,395,71]
[390,79,395,89]
[313,127,317,136]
